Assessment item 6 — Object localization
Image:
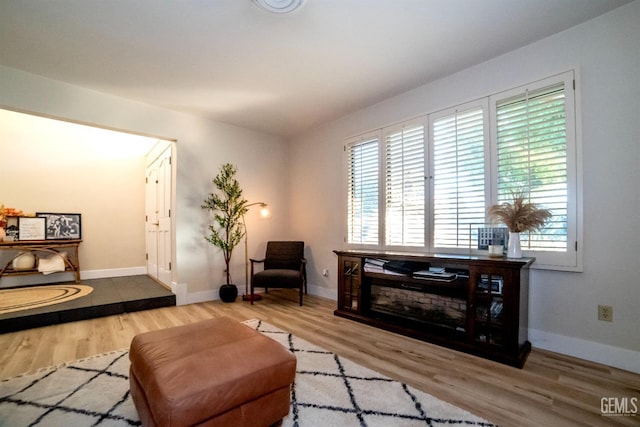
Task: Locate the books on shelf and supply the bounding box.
[364,258,467,282]
[478,276,504,294]
[413,268,458,281]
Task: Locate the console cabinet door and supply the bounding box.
[468,266,521,355]
[338,256,362,313]
[469,268,506,348]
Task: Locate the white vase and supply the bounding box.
[507,232,522,258]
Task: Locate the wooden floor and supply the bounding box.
[1,290,638,426]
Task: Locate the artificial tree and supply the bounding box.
[202,163,248,301]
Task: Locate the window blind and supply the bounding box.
[495,83,568,251]
[347,136,379,245]
[432,107,486,248]
[385,124,425,246]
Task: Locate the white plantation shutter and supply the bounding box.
[384,123,425,246]
[346,134,379,245]
[495,82,569,252]
[431,104,487,249]
[343,71,580,270]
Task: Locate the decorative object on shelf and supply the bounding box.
[477,226,509,256]
[4,216,19,241]
[18,217,46,241]
[36,213,82,240]
[488,244,504,257]
[12,252,36,270]
[202,163,248,303]
[242,202,270,302]
[38,252,67,275]
[487,191,552,258]
[0,204,25,242]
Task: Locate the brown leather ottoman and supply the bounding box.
[129,317,296,427]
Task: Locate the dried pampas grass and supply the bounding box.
[487,191,552,233]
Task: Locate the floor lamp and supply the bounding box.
[242,202,269,302]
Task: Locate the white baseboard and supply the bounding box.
[187,289,218,305]
[529,328,640,374]
[80,266,147,280]
[307,283,336,300]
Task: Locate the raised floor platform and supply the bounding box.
[0,275,176,333]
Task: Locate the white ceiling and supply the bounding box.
[0,0,632,139]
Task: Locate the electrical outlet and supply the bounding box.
[598,305,613,322]
[322,268,329,277]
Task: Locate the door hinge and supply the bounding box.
[169,262,172,271]
[573,79,575,91]
[145,253,148,260]
[575,241,578,251]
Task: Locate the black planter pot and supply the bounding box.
[219,284,238,303]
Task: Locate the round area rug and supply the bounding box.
[0,284,93,315]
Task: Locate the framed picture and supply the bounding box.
[36,213,82,240]
[477,227,509,250]
[18,217,46,241]
[4,216,19,241]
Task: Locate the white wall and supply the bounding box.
[290,2,640,372]
[0,66,290,303]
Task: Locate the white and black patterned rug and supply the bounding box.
[0,319,494,426]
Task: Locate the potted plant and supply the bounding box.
[487,190,552,258]
[202,163,248,302]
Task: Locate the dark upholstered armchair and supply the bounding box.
[250,241,306,306]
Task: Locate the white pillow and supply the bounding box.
[38,252,67,275]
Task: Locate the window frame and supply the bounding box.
[489,71,581,270]
[343,70,583,271]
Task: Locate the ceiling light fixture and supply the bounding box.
[252,0,304,14]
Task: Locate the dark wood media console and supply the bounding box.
[334,249,534,367]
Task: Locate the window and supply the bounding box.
[346,133,379,245]
[345,71,580,270]
[491,72,578,268]
[431,102,488,249]
[384,122,425,247]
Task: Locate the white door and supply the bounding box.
[145,165,159,280]
[145,146,172,285]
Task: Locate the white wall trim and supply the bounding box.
[529,328,640,374]
[187,289,219,305]
[80,266,147,280]
[308,283,336,301]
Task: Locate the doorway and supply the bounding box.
[0,108,174,287]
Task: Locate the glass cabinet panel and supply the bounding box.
[474,273,504,346]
